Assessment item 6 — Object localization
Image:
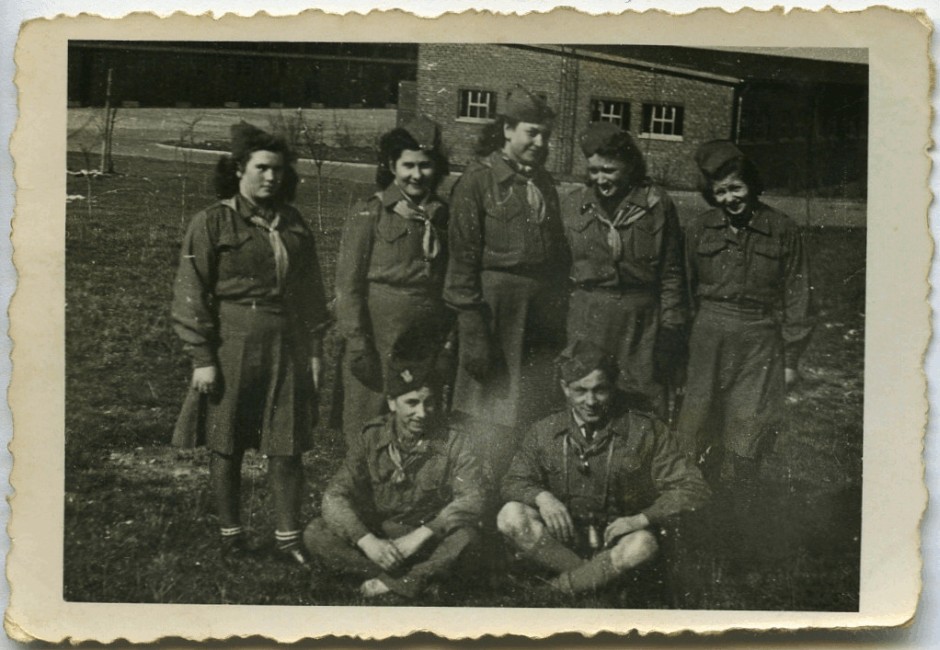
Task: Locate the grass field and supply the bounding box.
[64,153,864,609]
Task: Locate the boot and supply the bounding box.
[548,549,617,595]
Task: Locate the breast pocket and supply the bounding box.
[414,456,449,501]
[482,190,523,254]
[371,213,415,270]
[750,241,784,289]
[215,230,259,280]
[694,237,731,285]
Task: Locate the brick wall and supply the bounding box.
[575,58,735,189]
[417,44,566,170]
[417,44,737,190]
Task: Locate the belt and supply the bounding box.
[218,298,284,314]
[698,299,772,318]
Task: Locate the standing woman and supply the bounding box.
[172,122,329,566]
[334,116,453,445]
[562,122,687,416]
[445,86,569,483]
[677,140,814,494]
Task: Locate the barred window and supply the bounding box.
[641,103,685,140]
[458,89,496,121]
[591,99,630,129]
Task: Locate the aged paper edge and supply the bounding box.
[7,6,931,643]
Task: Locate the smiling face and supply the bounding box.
[503,121,552,167]
[561,369,613,426]
[237,150,284,204]
[587,153,631,198]
[387,386,438,438]
[392,149,436,201]
[711,171,754,218]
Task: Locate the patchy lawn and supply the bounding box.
[64,153,864,609]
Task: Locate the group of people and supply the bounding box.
[170,85,814,602]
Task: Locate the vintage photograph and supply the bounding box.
[62,40,867,612]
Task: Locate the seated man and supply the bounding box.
[497,340,710,596]
[304,343,484,600]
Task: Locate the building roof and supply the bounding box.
[564,45,868,86]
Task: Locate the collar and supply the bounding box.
[488,151,530,184]
[221,195,309,236]
[583,182,659,215]
[703,202,773,236]
[372,414,434,454]
[379,183,442,215]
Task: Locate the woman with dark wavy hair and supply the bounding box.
[334,115,453,445]
[171,122,328,567]
[560,121,687,417]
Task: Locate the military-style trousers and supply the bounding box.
[304,517,479,598]
[342,284,450,446]
[567,287,664,415]
[677,302,784,469]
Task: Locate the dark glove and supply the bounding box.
[653,325,689,384]
[458,310,495,382]
[350,346,383,392]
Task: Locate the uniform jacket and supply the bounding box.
[684,202,814,366]
[171,195,329,367]
[322,415,485,544]
[444,151,567,311]
[335,185,449,355]
[501,405,709,524]
[561,182,687,329]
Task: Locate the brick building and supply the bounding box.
[410,44,867,195]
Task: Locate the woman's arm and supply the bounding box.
[334,200,378,356]
[171,209,219,369]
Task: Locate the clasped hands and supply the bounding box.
[535,491,649,547]
[356,526,434,571]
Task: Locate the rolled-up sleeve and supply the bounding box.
[640,421,710,523]
[425,431,485,536]
[171,210,218,368]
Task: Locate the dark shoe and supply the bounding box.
[220,535,260,563]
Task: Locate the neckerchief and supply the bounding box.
[387,434,428,485]
[502,156,546,225]
[589,198,648,261]
[245,199,289,295]
[391,187,441,261]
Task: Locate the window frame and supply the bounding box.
[639,103,685,141]
[456,88,497,123]
[590,98,631,130]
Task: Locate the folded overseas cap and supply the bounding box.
[579,121,642,159]
[556,339,617,384]
[694,140,745,176]
[385,329,439,398]
[230,121,286,160]
[502,85,555,124]
[401,114,441,151]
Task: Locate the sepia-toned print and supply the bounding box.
[7,8,929,642]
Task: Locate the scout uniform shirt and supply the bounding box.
[684,202,814,367]
[444,151,566,312]
[501,406,710,525]
[322,415,485,544]
[334,184,449,357]
[171,195,329,367]
[562,182,686,329]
